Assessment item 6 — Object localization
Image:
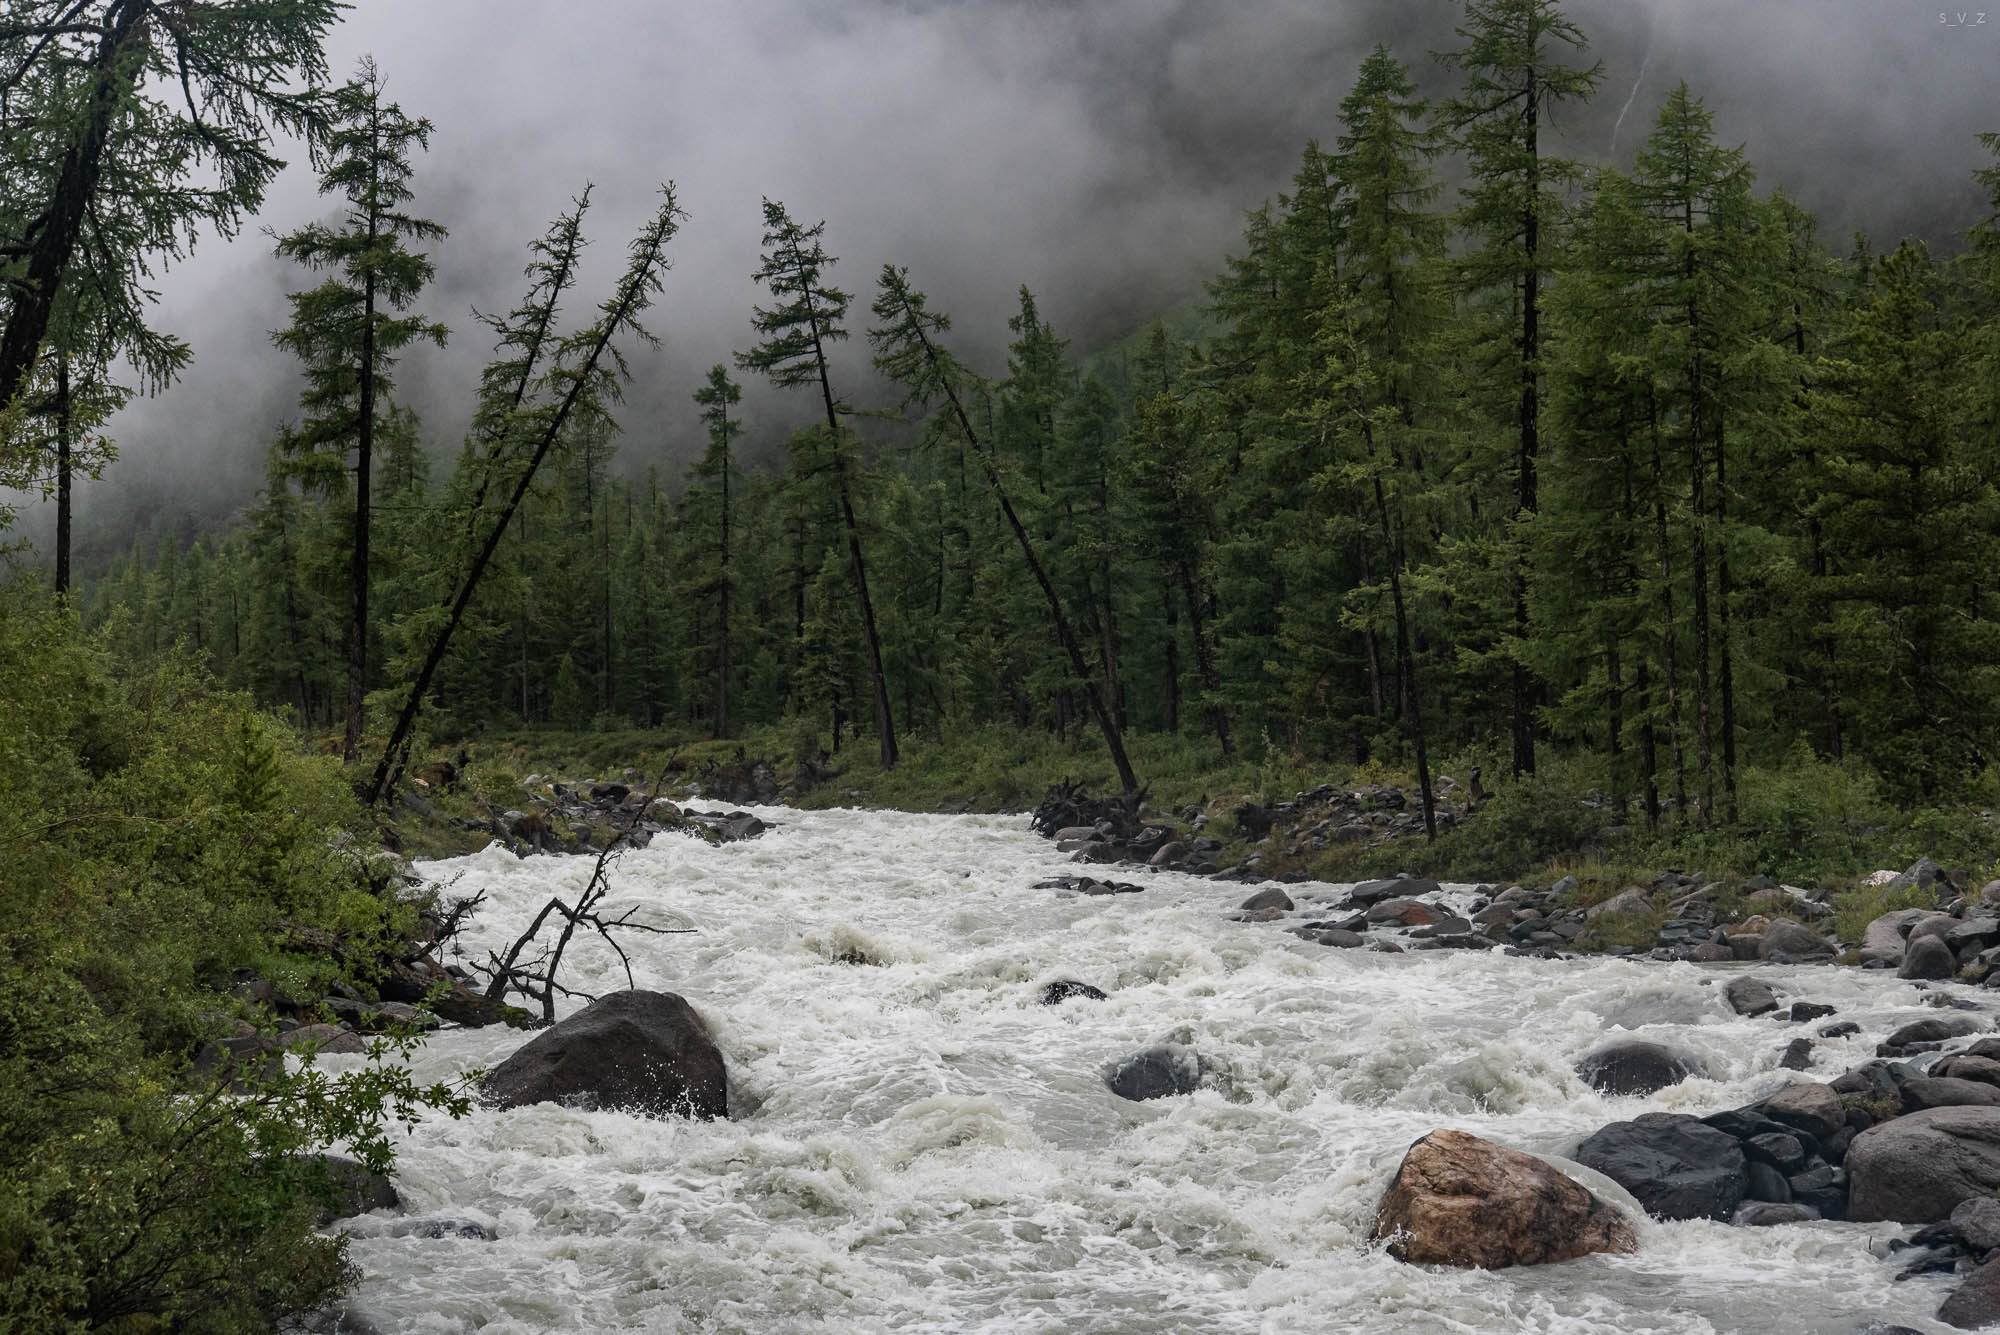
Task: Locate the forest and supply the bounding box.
[2,0,1998,1329]
[26,9,2000,837]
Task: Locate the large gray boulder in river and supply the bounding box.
[482,990,728,1120]
[1573,1113,1747,1221]
[1845,1106,2000,1223]
[1372,1128,1636,1268]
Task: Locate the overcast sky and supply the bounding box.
[34,0,2000,563]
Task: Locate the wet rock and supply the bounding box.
[1744,1160,1794,1203]
[1731,1201,1820,1227]
[1725,976,1781,1017]
[1790,1002,1838,1024]
[1371,1129,1636,1268]
[1846,1106,2000,1223]
[1953,1196,2000,1252]
[1821,1021,1863,1038]
[1762,1082,1847,1141]
[280,1023,368,1055]
[1366,898,1441,926]
[1888,1016,1986,1049]
[1148,841,1187,867]
[1901,1077,2000,1113]
[1105,1044,1223,1102]
[482,990,728,1120]
[1239,886,1294,913]
[1939,1256,2000,1330]
[1574,1113,1747,1221]
[1780,1038,1816,1071]
[1744,1131,1809,1173]
[1902,935,1961,981]
[1038,979,1109,1005]
[387,1216,497,1240]
[311,1154,399,1224]
[1575,1040,1698,1096]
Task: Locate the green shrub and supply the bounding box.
[0,589,469,1330]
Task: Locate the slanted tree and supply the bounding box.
[271,58,447,761]
[736,199,897,767]
[1437,0,1602,775]
[869,264,1141,793]
[364,187,685,808]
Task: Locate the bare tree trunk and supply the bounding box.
[54,357,71,598]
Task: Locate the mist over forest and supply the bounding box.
[11,0,1994,573]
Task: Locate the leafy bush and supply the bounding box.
[0,590,468,1330]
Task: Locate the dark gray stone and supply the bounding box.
[311,1154,399,1224]
[1573,1114,1747,1221]
[1847,1106,2000,1223]
[1889,1015,1986,1048]
[1902,935,1960,981]
[1731,1201,1819,1226]
[1238,886,1294,913]
[1039,979,1109,1005]
[1902,1077,2000,1112]
[482,990,728,1120]
[1105,1044,1221,1102]
[1760,920,1835,960]
[1348,877,1442,906]
[1744,1160,1793,1203]
[1744,1132,1809,1173]
[1953,1196,2000,1252]
[1725,976,1780,1017]
[1575,1040,1698,1097]
[1939,1256,2000,1330]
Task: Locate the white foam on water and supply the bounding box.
[322,807,1968,1333]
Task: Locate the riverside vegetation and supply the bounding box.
[5,0,2000,1329]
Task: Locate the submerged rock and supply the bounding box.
[481,990,728,1120]
[1371,1129,1637,1268]
[1104,1044,1225,1102]
[1038,979,1109,1005]
[1725,976,1780,1016]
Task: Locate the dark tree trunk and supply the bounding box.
[0,2,148,412]
[1512,72,1542,778]
[1373,476,1434,840]
[54,357,72,598]
[1161,582,1181,734]
[1178,559,1233,759]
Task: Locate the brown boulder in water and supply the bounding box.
[1372,1129,1638,1268]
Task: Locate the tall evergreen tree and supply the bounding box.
[1437,0,1601,775]
[270,58,447,761]
[736,199,898,768]
[688,364,743,738]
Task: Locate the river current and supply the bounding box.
[325,806,1966,1333]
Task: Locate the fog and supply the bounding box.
[19,0,1997,569]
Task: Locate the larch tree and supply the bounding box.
[0,1,339,415]
[271,57,447,761]
[688,363,742,738]
[1436,0,1601,776]
[869,264,1142,794]
[736,198,898,768]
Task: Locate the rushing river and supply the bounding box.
[325,807,1967,1333]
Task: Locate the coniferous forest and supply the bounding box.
[32,10,2000,831]
[3,2,2000,1329]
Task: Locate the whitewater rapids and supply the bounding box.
[326,806,1966,1333]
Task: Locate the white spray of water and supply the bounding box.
[318,808,1963,1334]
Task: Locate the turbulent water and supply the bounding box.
[323,807,1967,1334]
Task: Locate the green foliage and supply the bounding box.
[0,588,468,1331]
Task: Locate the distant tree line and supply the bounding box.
[28,0,2000,822]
